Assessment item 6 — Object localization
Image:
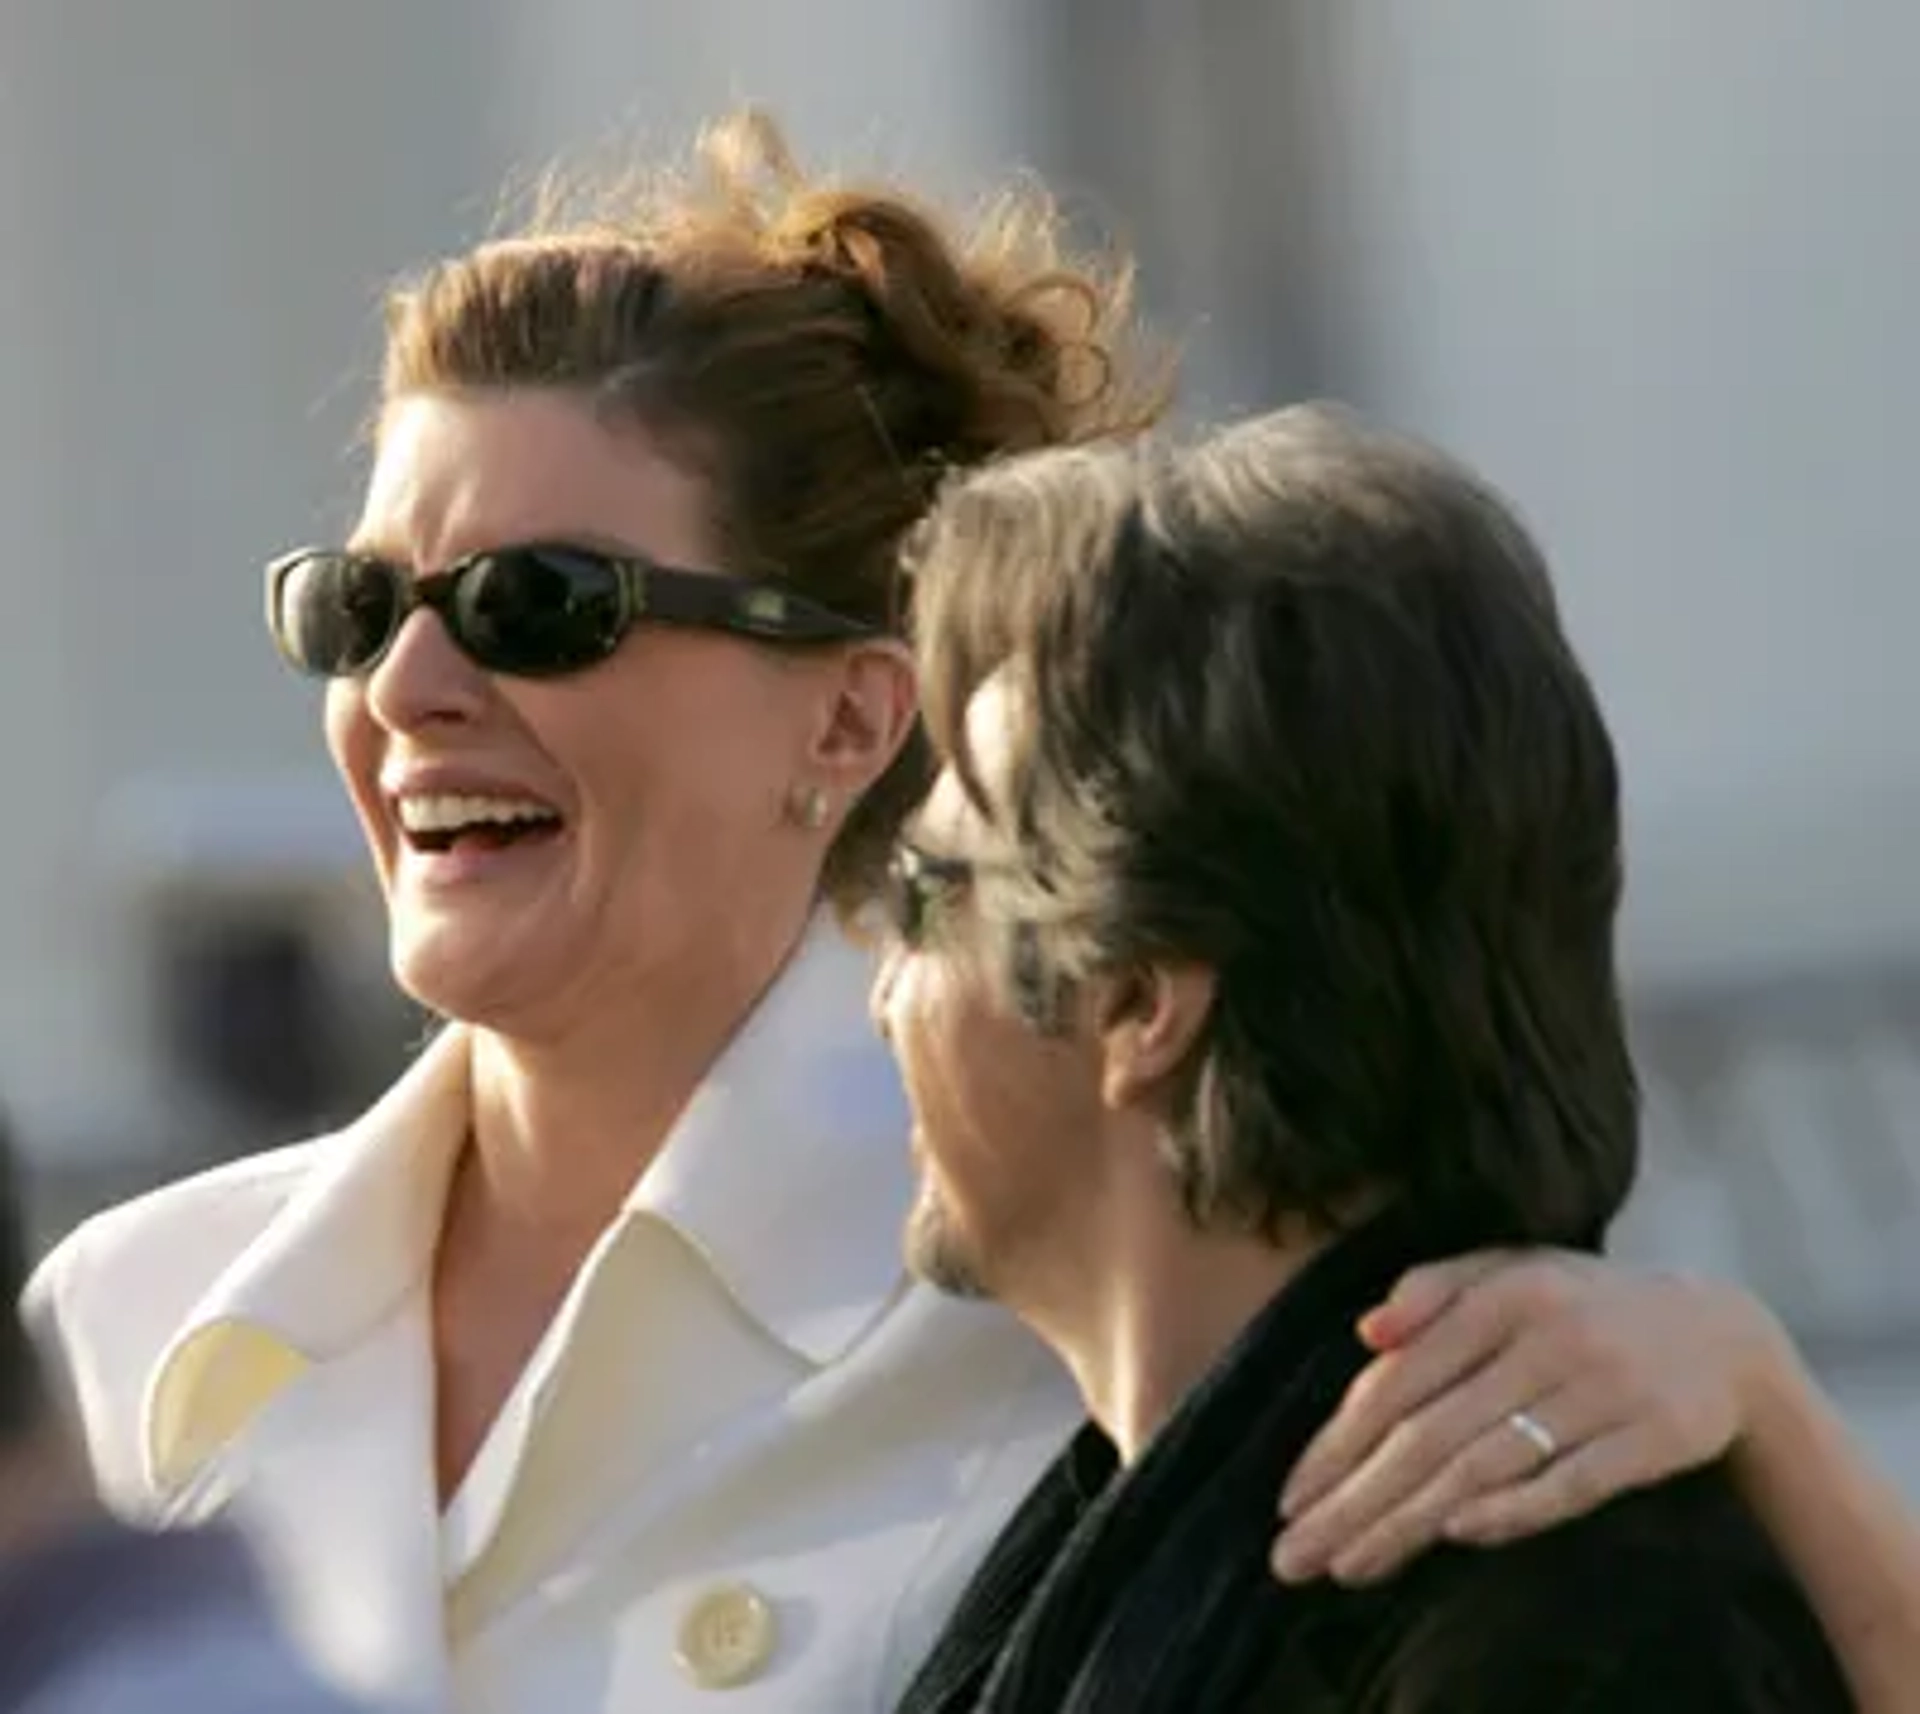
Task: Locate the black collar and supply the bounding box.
[899,1205,1491,1713]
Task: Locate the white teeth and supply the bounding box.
[396,792,560,835]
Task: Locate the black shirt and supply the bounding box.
[897,1211,1854,1713]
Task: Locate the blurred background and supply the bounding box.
[3,1,1916,1487]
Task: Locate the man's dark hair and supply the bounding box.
[908,403,1636,1249]
[0,1109,41,1439]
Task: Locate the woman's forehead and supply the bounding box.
[357,390,716,571]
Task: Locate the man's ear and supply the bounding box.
[806,639,918,800]
[1094,961,1217,1113]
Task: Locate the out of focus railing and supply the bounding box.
[1619,964,1920,1359]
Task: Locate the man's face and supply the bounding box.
[870,679,1108,1301]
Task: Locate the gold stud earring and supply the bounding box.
[788,784,829,831]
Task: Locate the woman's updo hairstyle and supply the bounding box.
[381,109,1173,911]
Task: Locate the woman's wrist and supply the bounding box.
[1724,1288,1817,1477]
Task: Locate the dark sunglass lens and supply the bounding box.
[276,554,400,676]
[888,851,943,946]
[455,549,625,674]
[885,860,921,944]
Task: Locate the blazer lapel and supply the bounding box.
[216,1286,450,1712]
[454,917,921,1639]
[130,1029,474,1712]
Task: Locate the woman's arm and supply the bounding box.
[1268,1253,1920,1713]
[1731,1337,1920,1714]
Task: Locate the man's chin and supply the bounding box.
[904,1201,993,1301]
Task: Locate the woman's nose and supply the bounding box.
[364,607,489,732]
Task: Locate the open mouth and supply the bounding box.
[395,792,565,855]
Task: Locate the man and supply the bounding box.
[0,1120,372,1712]
[874,406,1852,1711]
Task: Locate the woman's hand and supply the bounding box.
[1271,1250,1789,1586]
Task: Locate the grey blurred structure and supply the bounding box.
[2,3,1916,1483]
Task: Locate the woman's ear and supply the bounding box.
[1094,961,1217,1113]
[809,639,918,799]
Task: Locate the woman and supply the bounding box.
[22,113,1919,1712]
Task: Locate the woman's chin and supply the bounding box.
[388,921,563,1030]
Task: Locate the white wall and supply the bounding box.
[0,2,523,1154]
[502,0,1043,204]
[1265,2,1920,985]
[1044,2,1920,987]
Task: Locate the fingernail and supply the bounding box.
[1273,1525,1321,1579]
[1328,1554,1374,1588]
[1272,1542,1312,1583]
[1356,1307,1405,1350]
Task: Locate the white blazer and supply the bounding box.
[24,918,1079,1713]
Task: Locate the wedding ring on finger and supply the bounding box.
[1505,1407,1559,1465]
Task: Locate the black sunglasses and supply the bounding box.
[265,542,878,680]
[885,841,1063,1021]
[883,843,981,948]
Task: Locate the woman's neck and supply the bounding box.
[423,910,820,1501]
[461,916,813,1247]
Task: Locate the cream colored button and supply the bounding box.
[674,1582,778,1690]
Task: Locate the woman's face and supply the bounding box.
[328,389,905,1038]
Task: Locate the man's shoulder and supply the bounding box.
[1364,1467,1853,1712]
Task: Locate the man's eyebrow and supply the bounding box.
[899,797,961,849]
[899,819,975,868]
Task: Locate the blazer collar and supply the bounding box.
[975,1208,1486,1713]
[140,912,913,1498]
[141,1026,470,1498]
[624,912,914,1367]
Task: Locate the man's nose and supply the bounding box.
[869,941,904,1040]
